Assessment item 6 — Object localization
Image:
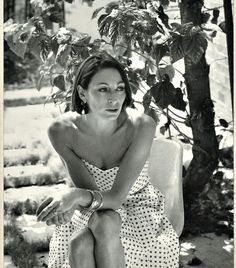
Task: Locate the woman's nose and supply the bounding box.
[107,98,118,105]
[107,92,118,104]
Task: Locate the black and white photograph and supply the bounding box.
[3,0,233,267]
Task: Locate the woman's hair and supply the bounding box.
[71,52,132,114]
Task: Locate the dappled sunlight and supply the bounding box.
[180,241,196,256]
[223,239,234,254]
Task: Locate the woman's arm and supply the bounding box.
[101,114,156,209]
[48,119,99,191]
[37,118,100,221]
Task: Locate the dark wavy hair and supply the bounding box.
[71,52,132,114]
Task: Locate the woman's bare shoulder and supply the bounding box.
[126,108,156,131]
[48,111,80,140]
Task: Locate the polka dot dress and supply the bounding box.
[48,160,179,268]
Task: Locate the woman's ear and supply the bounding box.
[77,85,87,103]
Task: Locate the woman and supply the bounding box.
[37,52,179,268]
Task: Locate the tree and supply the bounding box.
[179,0,219,204]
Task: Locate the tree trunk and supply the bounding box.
[179,0,219,204]
[223,0,233,110]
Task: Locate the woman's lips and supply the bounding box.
[106,108,119,113]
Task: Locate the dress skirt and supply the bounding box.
[48,160,179,268]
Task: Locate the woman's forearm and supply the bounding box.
[76,188,122,211]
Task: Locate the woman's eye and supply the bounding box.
[98,88,107,92]
[117,86,125,91]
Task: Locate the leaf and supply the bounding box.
[202,12,211,24]
[188,257,202,266]
[179,22,194,35]
[150,80,175,109]
[164,117,171,129]
[207,189,218,201]
[179,138,191,144]
[146,74,156,87]
[36,74,44,91]
[158,57,175,81]
[105,1,120,14]
[92,7,104,19]
[49,11,64,23]
[5,34,27,59]
[144,108,159,124]
[184,116,191,127]
[147,19,165,35]
[56,27,72,44]
[170,22,182,32]
[183,32,208,64]
[219,21,226,33]
[153,44,168,65]
[170,87,186,111]
[109,19,119,46]
[142,90,152,111]
[56,43,71,67]
[27,34,43,61]
[219,119,229,128]
[51,34,59,55]
[157,5,170,29]
[170,34,184,63]
[211,8,220,24]
[189,26,201,37]
[40,49,48,62]
[4,18,36,59]
[53,75,66,91]
[98,13,108,26]
[159,125,166,135]
[98,14,112,37]
[70,34,91,57]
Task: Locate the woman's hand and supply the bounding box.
[36,188,81,222]
[45,210,74,226]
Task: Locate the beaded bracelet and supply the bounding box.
[86,189,103,211]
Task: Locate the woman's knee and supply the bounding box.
[88,210,122,239]
[68,228,94,257]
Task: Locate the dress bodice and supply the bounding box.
[81,159,150,195]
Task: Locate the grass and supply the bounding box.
[4,168,65,189]
[4,215,40,268]
[4,148,52,167]
[4,200,38,216]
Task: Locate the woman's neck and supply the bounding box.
[84,110,128,136]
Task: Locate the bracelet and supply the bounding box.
[94,190,103,210]
[85,190,103,211]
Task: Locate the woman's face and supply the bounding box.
[83,68,126,119]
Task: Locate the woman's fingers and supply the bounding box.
[63,211,73,222]
[57,214,65,225]
[36,197,53,216]
[37,201,59,222]
[47,214,65,226]
[46,219,53,226]
[45,211,74,226]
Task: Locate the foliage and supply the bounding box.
[183,169,233,237]
[4,199,38,216]
[4,41,40,86]
[4,216,39,267]
[4,0,219,126]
